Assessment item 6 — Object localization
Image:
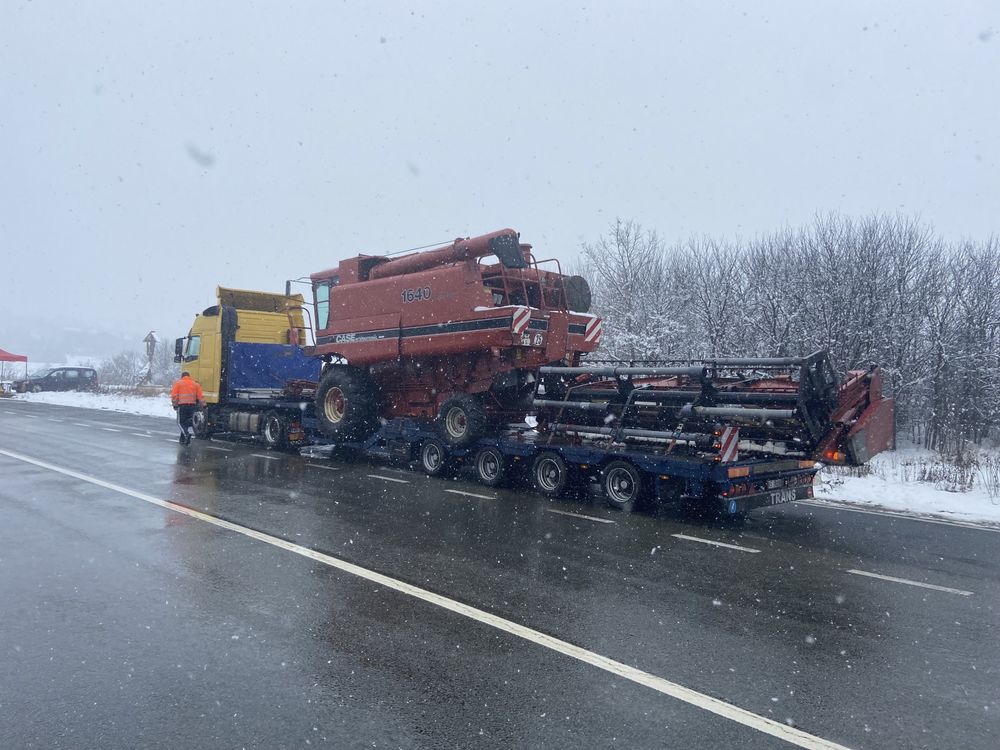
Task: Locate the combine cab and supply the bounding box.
[307,229,601,445]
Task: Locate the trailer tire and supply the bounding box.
[191,408,213,439]
[437,394,487,447]
[316,366,378,439]
[474,446,506,487]
[261,411,288,449]
[602,460,643,512]
[532,451,569,497]
[420,438,450,477]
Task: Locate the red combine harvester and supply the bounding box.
[306,228,601,445]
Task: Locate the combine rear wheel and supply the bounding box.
[315,366,377,439]
[437,394,488,447]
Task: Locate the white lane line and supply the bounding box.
[368,474,410,484]
[164,439,179,444]
[3,410,17,415]
[251,453,281,461]
[205,446,232,452]
[74,423,91,428]
[131,433,154,438]
[846,569,973,596]
[671,534,761,554]
[0,446,854,750]
[46,418,64,422]
[796,499,1000,534]
[307,464,340,471]
[100,427,121,433]
[547,508,616,525]
[445,489,496,500]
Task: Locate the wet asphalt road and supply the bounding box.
[0,400,997,749]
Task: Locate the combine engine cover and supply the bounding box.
[306,229,601,439]
[534,351,894,466]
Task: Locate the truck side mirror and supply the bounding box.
[174,338,184,363]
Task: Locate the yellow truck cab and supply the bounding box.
[175,287,320,446]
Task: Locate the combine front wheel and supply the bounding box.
[315,366,377,439]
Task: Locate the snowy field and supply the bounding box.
[7,391,1000,527]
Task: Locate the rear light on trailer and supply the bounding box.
[824,450,847,464]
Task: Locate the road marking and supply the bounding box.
[846,569,973,596]
[100,427,121,433]
[3,410,17,415]
[368,474,410,484]
[205,446,232,452]
[74,423,91,428]
[165,439,180,444]
[307,463,340,471]
[251,453,281,461]
[0,446,855,750]
[671,534,761,553]
[445,489,496,500]
[547,508,616,525]
[796,499,1000,534]
[131,433,153,438]
[46,418,64,422]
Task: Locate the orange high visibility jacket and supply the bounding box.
[171,375,205,406]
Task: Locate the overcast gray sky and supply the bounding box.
[2,1,997,356]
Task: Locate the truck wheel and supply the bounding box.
[602,460,643,512]
[192,409,213,439]
[420,438,450,477]
[316,366,377,439]
[261,411,287,449]
[474,446,506,487]
[437,393,487,447]
[532,451,569,497]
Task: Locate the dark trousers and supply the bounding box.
[177,404,197,435]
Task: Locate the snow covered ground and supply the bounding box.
[7,391,1000,526]
[815,447,1000,526]
[10,390,176,419]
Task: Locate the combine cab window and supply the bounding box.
[184,335,201,361]
[316,282,330,330]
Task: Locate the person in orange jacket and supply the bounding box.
[170,371,205,444]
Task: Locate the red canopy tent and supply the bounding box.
[0,347,28,382]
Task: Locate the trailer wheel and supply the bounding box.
[261,411,287,449]
[420,438,450,477]
[437,393,488,447]
[602,460,643,512]
[191,408,213,439]
[474,446,506,487]
[316,366,377,439]
[532,451,569,497]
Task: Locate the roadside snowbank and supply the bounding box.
[13,391,175,419]
[815,447,1000,526]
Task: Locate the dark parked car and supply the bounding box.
[14,367,99,393]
